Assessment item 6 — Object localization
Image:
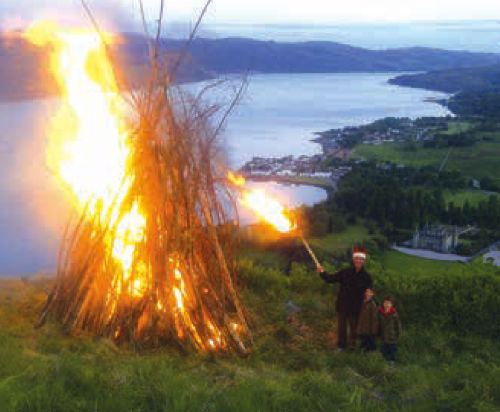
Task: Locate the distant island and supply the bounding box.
[3,33,500,100]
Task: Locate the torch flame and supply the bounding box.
[228,172,293,233]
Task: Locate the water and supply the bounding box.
[0,98,63,275]
[0,73,449,275]
[187,73,450,167]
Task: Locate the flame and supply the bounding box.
[227,171,246,186]
[24,21,143,279]
[24,21,227,351]
[228,172,293,233]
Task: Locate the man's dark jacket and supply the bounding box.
[320,266,373,315]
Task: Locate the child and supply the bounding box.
[356,288,378,351]
[378,295,402,361]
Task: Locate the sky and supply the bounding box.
[1,0,500,31]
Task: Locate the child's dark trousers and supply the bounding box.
[381,343,397,361]
[359,335,376,351]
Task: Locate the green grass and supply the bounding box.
[309,224,371,254]
[375,250,469,278]
[444,132,500,184]
[1,250,499,412]
[443,121,473,134]
[353,127,500,185]
[354,142,445,167]
[240,246,288,270]
[442,189,494,206]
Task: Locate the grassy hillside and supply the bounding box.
[442,189,493,206]
[353,126,500,186]
[309,225,372,254]
[1,246,499,411]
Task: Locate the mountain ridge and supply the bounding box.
[3,33,500,100]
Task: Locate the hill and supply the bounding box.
[1,244,499,411]
[4,32,500,100]
[389,64,500,93]
[146,38,500,74]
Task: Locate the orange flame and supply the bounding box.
[228,172,293,233]
[24,21,144,279]
[25,21,227,351]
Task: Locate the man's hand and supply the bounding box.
[316,265,325,273]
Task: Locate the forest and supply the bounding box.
[299,162,500,253]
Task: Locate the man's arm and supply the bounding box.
[317,266,342,284]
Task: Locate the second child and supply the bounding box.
[378,295,403,361]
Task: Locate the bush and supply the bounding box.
[238,259,289,299]
[375,266,500,339]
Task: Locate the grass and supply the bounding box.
[444,133,500,184]
[443,121,473,135]
[354,142,445,167]
[240,246,288,270]
[353,124,500,186]
[375,250,469,278]
[309,224,371,254]
[1,249,499,412]
[442,189,495,206]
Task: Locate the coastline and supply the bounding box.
[242,173,335,192]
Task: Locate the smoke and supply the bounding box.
[0,0,143,32]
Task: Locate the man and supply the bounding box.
[317,247,373,351]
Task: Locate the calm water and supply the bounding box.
[0,73,449,275]
[187,73,450,167]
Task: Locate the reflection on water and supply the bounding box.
[0,73,448,275]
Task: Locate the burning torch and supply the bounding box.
[227,172,321,267]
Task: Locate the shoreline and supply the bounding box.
[242,173,335,192]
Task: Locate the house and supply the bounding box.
[484,251,500,266]
[412,224,459,253]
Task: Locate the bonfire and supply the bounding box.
[25,0,320,355]
[25,15,255,354]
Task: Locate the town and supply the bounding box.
[238,116,453,189]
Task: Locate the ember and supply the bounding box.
[29,20,252,354]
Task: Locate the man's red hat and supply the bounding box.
[352,246,367,259]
